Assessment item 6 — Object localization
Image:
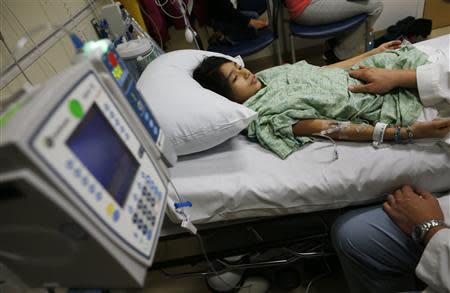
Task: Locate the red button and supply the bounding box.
[108,52,118,67]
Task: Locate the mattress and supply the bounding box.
[166,35,450,224]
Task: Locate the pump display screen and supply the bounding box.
[67,104,138,207]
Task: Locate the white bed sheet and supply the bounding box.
[166,35,450,224]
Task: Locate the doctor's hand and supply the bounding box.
[411,118,450,139]
[348,67,398,94]
[383,185,444,244]
[348,67,417,94]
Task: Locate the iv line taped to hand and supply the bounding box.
[320,121,351,135]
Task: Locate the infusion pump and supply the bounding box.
[0,41,174,288]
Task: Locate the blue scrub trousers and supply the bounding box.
[331,205,424,293]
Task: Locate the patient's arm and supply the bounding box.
[325,40,402,69]
[292,119,450,141]
[293,119,375,141]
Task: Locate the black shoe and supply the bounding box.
[322,49,342,64]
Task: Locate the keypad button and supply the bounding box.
[106,203,115,216]
[146,229,152,240]
[132,213,138,223]
[65,160,74,169]
[95,192,102,201]
[113,210,120,222]
[82,177,89,186]
[150,216,156,226]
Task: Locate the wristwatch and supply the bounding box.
[411,219,445,244]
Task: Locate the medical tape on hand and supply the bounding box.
[372,122,388,148]
[320,121,351,136]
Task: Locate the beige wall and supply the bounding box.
[0,0,110,99]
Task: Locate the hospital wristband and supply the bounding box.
[372,122,388,148]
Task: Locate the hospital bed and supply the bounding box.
[138,35,450,275]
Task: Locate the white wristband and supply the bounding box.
[372,122,388,148]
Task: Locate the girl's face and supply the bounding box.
[219,62,262,104]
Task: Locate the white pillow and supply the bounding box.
[136,50,257,156]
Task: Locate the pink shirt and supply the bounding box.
[284,0,311,19]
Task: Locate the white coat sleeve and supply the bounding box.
[416,50,450,106]
[415,229,450,293]
[415,194,450,293]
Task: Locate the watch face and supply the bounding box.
[412,225,425,243]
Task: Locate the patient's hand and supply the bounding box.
[411,118,450,139]
[373,40,402,54]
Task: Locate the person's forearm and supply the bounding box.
[391,69,417,89]
[325,48,378,69]
[292,120,415,142]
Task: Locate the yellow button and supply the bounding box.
[106,203,115,216]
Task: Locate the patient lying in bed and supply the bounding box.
[193,41,450,158]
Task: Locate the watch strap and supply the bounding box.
[415,219,445,244]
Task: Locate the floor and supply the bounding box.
[140,259,349,293]
[4,26,449,293]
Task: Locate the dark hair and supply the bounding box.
[193,56,234,100]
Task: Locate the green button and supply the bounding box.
[69,100,84,119]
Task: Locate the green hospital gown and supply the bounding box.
[243,44,430,159]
